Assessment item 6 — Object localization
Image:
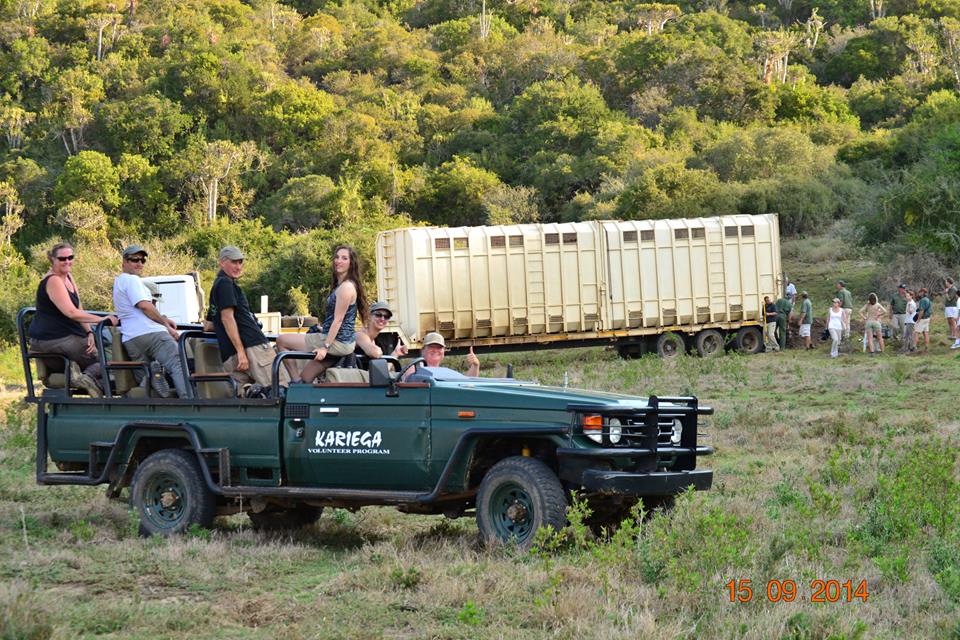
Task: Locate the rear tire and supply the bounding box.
[695,329,724,358]
[655,332,686,359]
[734,326,763,355]
[130,449,215,537]
[476,457,567,551]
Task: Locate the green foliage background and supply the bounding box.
[2,0,960,340]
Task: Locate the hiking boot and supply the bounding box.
[149,362,171,398]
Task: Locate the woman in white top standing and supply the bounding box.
[902,290,917,354]
[827,298,845,358]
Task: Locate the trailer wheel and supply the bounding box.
[735,326,763,355]
[694,330,724,358]
[130,449,215,537]
[249,506,323,531]
[476,457,567,551]
[655,332,686,359]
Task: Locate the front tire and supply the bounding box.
[476,457,567,551]
[130,449,215,537]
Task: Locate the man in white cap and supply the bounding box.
[421,332,480,376]
[206,246,274,390]
[113,245,187,397]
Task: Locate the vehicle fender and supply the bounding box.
[107,424,207,495]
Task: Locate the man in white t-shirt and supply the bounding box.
[113,245,187,397]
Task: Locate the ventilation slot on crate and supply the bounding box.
[628,310,644,320]
[741,225,754,236]
[509,235,524,247]
[692,228,705,239]
[439,322,454,330]
[549,315,564,323]
[584,313,599,321]
[730,304,743,312]
[545,233,560,245]
[453,237,469,250]
[476,319,491,328]
[512,317,528,325]
[640,230,655,242]
[725,226,739,238]
[623,230,638,243]
[435,237,450,250]
[562,232,578,244]
[675,228,689,240]
[490,236,506,248]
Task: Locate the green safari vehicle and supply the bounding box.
[18,307,714,550]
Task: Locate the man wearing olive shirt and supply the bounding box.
[889,284,908,343]
[835,281,853,340]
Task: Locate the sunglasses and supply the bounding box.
[372,312,390,320]
[56,255,75,262]
[126,256,147,264]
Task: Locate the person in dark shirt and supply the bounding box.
[763,295,778,352]
[206,246,274,390]
[29,242,117,396]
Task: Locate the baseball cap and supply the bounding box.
[898,283,907,289]
[144,280,161,299]
[422,332,446,348]
[370,301,392,319]
[122,245,148,258]
[832,297,841,304]
[219,246,244,261]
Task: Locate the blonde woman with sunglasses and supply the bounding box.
[28,242,117,396]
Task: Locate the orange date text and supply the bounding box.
[725,579,868,603]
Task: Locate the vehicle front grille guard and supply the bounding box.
[566,395,713,472]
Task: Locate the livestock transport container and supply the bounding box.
[376,214,782,358]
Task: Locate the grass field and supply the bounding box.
[1,238,959,639]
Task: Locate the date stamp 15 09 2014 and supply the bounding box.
[726,579,869,604]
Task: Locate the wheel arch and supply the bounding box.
[462,435,565,492]
[107,424,211,497]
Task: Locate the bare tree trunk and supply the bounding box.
[96,25,105,60]
[61,132,72,155]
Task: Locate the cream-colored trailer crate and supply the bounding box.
[376,214,782,357]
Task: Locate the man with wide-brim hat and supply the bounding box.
[420,331,479,377]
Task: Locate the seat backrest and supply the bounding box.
[31,355,64,388]
[325,367,369,384]
[109,326,139,395]
[194,341,233,399]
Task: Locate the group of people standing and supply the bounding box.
[762,278,955,359]
[28,241,480,398]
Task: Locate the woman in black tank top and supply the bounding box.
[28,242,118,394]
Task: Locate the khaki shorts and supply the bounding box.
[304,332,355,357]
[799,324,811,337]
[916,318,931,333]
[224,342,281,389]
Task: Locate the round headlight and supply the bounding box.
[671,419,683,445]
[608,417,622,444]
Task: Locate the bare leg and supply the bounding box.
[877,331,884,352]
[866,332,874,353]
[300,355,334,383]
[276,334,307,377]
